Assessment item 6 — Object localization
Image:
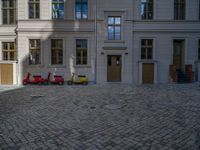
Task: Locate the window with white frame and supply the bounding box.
[75,0,88,19]
[51,39,63,65]
[141,0,153,20]
[2,42,16,61]
[29,0,40,19]
[141,39,153,60]
[2,0,16,24]
[29,39,41,65]
[174,0,185,20]
[108,17,121,40]
[76,39,87,65]
[52,0,64,19]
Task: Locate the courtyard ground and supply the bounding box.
[0,84,200,150]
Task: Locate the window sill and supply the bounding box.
[28,64,44,68]
[73,65,91,68]
[138,60,158,63]
[0,60,17,64]
[0,24,16,27]
[104,40,125,44]
[48,65,66,68]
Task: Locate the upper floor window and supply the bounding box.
[141,0,153,20]
[29,39,41,65]
[141,39,153,60]
[76,39,87,65]
[174,0,185,20]
[2,0,16,24]
[52,0,64,19]
[2,42,16,61]
[108,17,121,40]
[51,39,63,65]
[75,0,88,19]
[29,0,40,19]
[198,40,200,60]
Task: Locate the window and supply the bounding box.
[108,17,121,40]
[199,0,200,20]
[52,0,64,19]
[2,0,16,24]
[198,40,200,60]
[141,0,153,20]
[141,39,153,59]
[51,39,63,65]
[29,39,41,65]
[76,39,87,65]
[75,0,88,19]
[29,0,40,19]
[174,0,185,20]
[2,42,16,61]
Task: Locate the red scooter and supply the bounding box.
[23,72,45,85]
[44,72,64,85]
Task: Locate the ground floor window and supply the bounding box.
[76,39,87,65]
[29,39,41,65]
[2,42,16,61]
[51,39,63,65]
[141,39,153,59]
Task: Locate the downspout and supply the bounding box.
[16,0,19,85]
[94,0,97,84]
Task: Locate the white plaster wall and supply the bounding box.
[133,32,200,83]
[17,31,95,84]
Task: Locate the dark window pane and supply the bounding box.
[3,10,8,24]
[76,39,88,65]
[29,4,34,18]
[36,4,40,18]
[76,0,88,19]
[141,0,153,19]
[141,39,153,60]
[115,17,121,25]
[141,48,146,59]
[108,17,114,25]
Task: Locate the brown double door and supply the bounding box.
[0,64,13,85]
[142,63,154,84]
[107,55,121,82]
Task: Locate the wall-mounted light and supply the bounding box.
[125,52,128,55]
[101,52,104,55]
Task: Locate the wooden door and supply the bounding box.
[107,55,121,82]
[0,64,13,85]
[142,63,154,84]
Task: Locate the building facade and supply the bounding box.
[0,0,200,85]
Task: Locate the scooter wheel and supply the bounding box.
[83,81,88,85]
[67,81,73,85]
[59,82,64,85]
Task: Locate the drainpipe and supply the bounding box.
[94,0,97,84]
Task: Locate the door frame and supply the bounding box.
[107,55,122,82]
[171,38,186,71]
[173,39,185,70]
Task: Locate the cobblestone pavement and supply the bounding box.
[0,84,200,150]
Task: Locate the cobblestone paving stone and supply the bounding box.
[0,84,200,150]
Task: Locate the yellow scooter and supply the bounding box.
[67,73,89,85]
